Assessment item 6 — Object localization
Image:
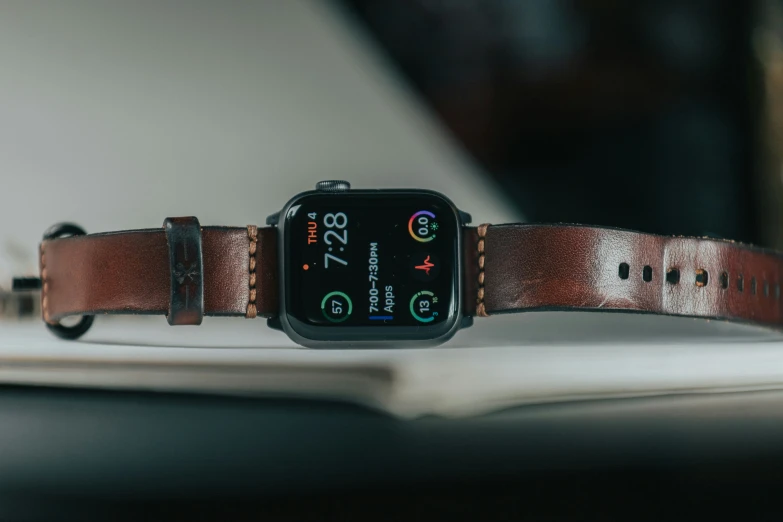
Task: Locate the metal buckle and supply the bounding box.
[12,223,95,340]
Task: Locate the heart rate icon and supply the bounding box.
[415,255,435,275]
[410,252,440,281]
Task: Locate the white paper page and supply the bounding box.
[2,313,782,418]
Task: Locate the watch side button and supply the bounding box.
[458,210,472,225]
[460,316,474,329]
[266,212,279,226]
[267,316,283,331]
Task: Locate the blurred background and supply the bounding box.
[342,0,783,245]
[2,0,783,309]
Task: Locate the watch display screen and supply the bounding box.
[284,192,460,331]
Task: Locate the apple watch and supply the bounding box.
[271,183,467,347]
[13,181,783,347]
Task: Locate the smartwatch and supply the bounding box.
[13,181,783,347]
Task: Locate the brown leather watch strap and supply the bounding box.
[40,223,278,323]
[463,224,783,328]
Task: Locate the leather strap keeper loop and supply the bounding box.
[164,217,204,326]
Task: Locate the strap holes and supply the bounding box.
[643,265,653,282]
[666,268,680,284]
[776,284,781,300]
[764,281,770,297]
[737,274,744,292]
[618,263,629,280]
[751,277,757,295]
[720,271,729,289]
[695,269,708,287]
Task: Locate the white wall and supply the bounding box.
[0,0,518,278]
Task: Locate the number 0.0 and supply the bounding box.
[417,216,429,237]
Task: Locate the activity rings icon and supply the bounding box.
[408,211,437,242]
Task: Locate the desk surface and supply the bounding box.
[2,384,783,520]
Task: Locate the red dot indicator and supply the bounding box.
[303,264,309,271]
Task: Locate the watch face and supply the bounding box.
[282,191,461,341]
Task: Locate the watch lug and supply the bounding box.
[458,210,472,225]
[267,316,283,331]
[266,212,280,226]
[460,316,474,329]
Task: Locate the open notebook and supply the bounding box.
[2,313,782,419]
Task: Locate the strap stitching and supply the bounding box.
[246,225,258,318]
[40,242,51,323]
[476,224,489,317]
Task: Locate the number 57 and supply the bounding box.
[331,300,343,314]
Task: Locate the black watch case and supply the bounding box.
[266,183,472,348]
